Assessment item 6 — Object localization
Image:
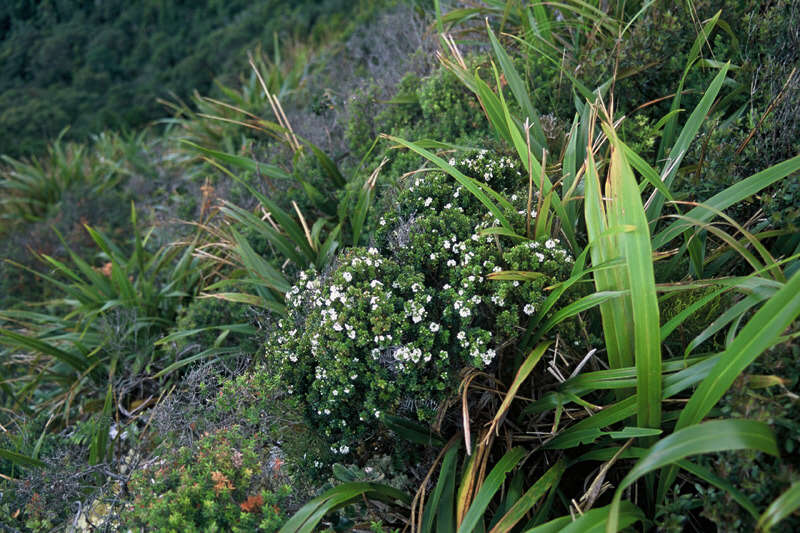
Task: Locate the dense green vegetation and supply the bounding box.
[1,0,799,531]
[0,0,357,156]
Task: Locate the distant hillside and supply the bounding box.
[0,0,355,156]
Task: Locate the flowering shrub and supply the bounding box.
[269,151,581,458]
[123,427,288,532]
[270,248,455,455]
[376,151,580,346]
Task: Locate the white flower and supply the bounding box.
[339,445,349,454]
[459,307,472,318]
[429,322,440,332]
[524,303,536,315]
[447,259,457,267]
[343,271,352,282]
[424,197,433,207]
[545,239,556,249]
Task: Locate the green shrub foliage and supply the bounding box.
[269,152,580,455]
[123,427,289,532]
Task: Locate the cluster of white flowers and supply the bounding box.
[525,237,573,263]
[456,150,521,182]
[392,346,432,364]
[405,299,427,323]
[330,444,350,455]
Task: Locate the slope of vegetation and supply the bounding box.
[0,0,358,156]
[1,1,799,531]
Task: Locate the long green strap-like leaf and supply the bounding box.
[181,140,292,179]
[654,11,721,178]
[458,448,527,533]
[421,440,461,533]
[0,328,90,375]
[486,342,550,437]
[584,137,633,372]
[383,135,512,232]
[0,448,45,468]
[279,482,409,533]
[605,126,662,431]
[676,271,800,429]
[489,459,565,533]
[485,21,546,154]
[607,419,778,533]
[653,154,800,249]
[647,61,730,224]
[572,446,759,519]
[231,229,290,294]
[525,502,643,533]
[757,481,800,532]
[490,61,577,250]
[655,270,800,501]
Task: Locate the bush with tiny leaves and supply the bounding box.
[269,151,581,458]
[123,426,289,533]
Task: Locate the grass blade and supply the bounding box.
[757,482,800,532]
[583,125,633,372]
[653,154,800,248]
[489,459,565,533]
[279,482,409,533]
[525,502,643,533]
[383,135,512,232]
[486,20,546,153]
[676,271,800,430]
[607,420,778,533]
[604,124,662,431]
[458,447,526,533]
[421,441,461,533]
[485,342,550,439]
[0,448,45,468]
